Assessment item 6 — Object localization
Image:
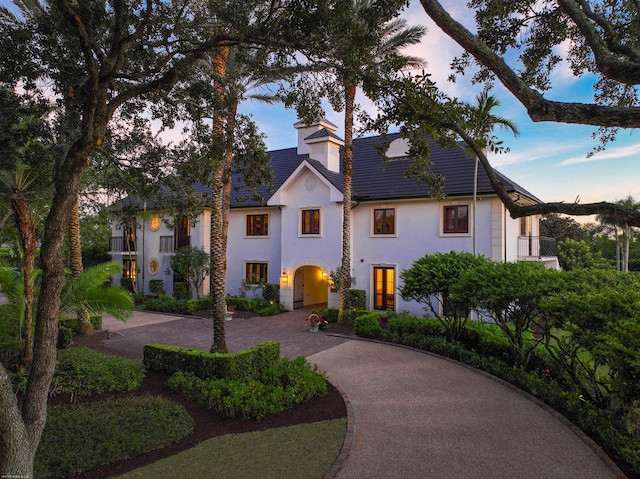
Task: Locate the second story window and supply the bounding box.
[246,214,269,236]
[443,205,469,234]
[373,208,395,235]
[301,209,320,235]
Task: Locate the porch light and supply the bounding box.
[281,270,288,286]
[321,270,328,281]
[191,220,197,227]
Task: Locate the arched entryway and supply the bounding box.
[292,265,329,309]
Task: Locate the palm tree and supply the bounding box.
[206,46,276,352]
[597,195,640,271]
[0,262,132,365]
[467,88,519,255]
[310,0,425,321]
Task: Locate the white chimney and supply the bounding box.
[294,118,344,173]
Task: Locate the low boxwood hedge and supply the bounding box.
[143,341,281,382]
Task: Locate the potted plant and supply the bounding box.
[306,313,326,332]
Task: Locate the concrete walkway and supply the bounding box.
[83,310,624,479]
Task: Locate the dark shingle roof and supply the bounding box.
[305,128,344,143]
[120,132,540,210]
[230,132,540,207]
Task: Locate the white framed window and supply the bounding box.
[148,258,159,276]
[245,262,268,284]
[441,203,471,236]
[246,213,269,237]
[299,207,322,237]
[371,207,396,236]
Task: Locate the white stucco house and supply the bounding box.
[109,118,559,315]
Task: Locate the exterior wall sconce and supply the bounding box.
[115,224,122,230]
[321,270,328,281]
[191,220,197,227]
[137,223,142,229]
[165,268,171,275]
[281,270,288,286]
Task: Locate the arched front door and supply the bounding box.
[292,265,329,309]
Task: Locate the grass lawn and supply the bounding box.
[114,418,346,479]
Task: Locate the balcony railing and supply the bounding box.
[109,236,136,253]
[518,236,558,258]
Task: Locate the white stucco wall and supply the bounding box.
[225,206,282,297]
[350,197,497,314]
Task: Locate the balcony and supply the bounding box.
[109,236,136,253]
[518,236,558,258]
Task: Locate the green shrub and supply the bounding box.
[120,277,135,293]
[225,296,284,316]
[384,315,445,342]
[89,315,102,330]
[149,279,165,296]
[354,313,381,339]
[35,396,193,478]
[262,283,280,302]
[315,308,339,323]
[167,357,327,420]
[347,289,366,310]
[226,296,252,311]
[256,302,285,316]
[56,327,74,350]
[50,347,144,398]
[461,321,511,358]
[144,296,189,314]
[187,297,212,313]
[143,341,281,381]
[173,281,192,301]
[337,309,369,325]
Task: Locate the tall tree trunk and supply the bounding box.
[624,223,630,272]
[338,81,356,323]
[69,194,92,333]
[0,145,86,478]
[11,191,37,365]
[210,47,229,353]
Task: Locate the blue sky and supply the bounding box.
[239,1,640,212]
[4,0,639,212]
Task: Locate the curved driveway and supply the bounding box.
[309,341,621,479]
[87,311,624,478]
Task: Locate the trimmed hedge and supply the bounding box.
[226,296,285,316]
[187,298,212,313]
[144,297,189,314]
[167,357,327,420]
[143,341,281,381]
[57,315,103,349]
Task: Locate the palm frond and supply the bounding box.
[59,263,133,321]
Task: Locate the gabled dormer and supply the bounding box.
[294,118,344,173]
